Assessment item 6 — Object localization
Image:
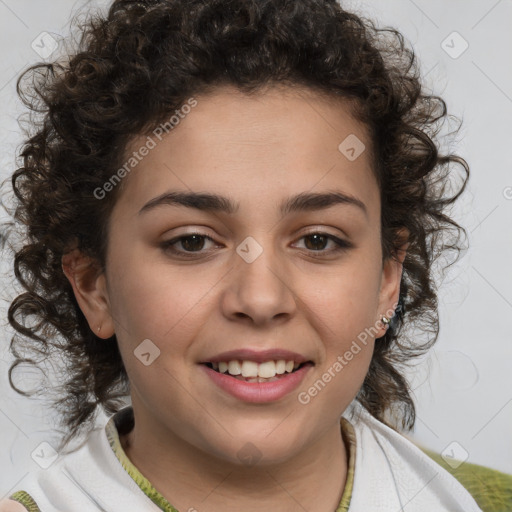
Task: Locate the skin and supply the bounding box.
[63,84,407,512]
[0,501,28,512]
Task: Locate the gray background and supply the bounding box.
[1,0,511,497]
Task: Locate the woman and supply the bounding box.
[2,0,499,510]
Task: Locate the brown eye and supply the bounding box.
[178,234,207,252]
[294,232,351,254]
[161,233,217,257]
[303,233,329,251]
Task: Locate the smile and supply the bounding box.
[200,352,314,402]
[205,359,308,382]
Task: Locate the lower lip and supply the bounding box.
[200,364,313,403]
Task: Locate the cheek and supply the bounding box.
[106,251,221,346]
[299,258,382,339]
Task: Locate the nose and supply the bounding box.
[221,238,297,326]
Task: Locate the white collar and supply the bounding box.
[343,401,482,511]
[15,401,482,512]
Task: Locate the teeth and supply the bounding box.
[228,360,242,375]
[212,359,302,378]
[258,361,276,378]
[241,360,259,377]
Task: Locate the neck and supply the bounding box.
[120,407,349,512]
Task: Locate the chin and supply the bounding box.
[203,429,307,468]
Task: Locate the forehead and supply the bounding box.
[115,84,379,220]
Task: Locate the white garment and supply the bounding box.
[12,401,483,512]
[345,402,483,511]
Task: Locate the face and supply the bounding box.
[66,84,404,466]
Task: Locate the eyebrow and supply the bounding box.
[138,190,368,218]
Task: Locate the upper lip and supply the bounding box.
[201,348,312,365]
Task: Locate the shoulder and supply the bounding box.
[420,447,512,512]
[344,403,484,511]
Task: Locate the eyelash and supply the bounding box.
[160,231,352,258]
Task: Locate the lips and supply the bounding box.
[200,348,311,365]
[199,348,314,402]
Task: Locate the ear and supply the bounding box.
[61,249,115,339]
[376,229,409,335]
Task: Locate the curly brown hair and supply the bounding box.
[4,0,469,449]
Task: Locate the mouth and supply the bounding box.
[202,359,314,383]
[199,348,315,402]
